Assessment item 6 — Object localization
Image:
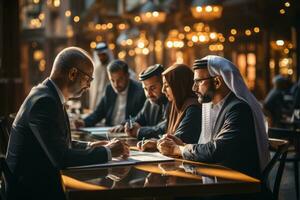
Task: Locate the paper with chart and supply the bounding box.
[68,150,175,169]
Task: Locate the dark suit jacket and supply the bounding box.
[84,79,146,126]
[135,96,169,140]
[182,93,261,179]
[6,79,109,198]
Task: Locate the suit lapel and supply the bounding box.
[212,93,235,138]
[63,105,72,147]
[107,87,117,125]
[44,79,71,147]
[125,80,133,118]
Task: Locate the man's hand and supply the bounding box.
[74,119,85,129]
[157,137,182,157]
[109,125,125,133]
[88,140,109,148]
[163,134,184,146]
[105,138,130,158]
[137,139,157,152]
[124,122,141,138]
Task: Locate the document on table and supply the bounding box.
[78,127,112,133]
[78,127,128,139]
[67,150,175,169]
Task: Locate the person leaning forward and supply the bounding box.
[6,47,129,199]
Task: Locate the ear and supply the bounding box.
[213,76,222,89]
[69,68,77,81]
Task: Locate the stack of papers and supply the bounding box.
[68,150,174,169]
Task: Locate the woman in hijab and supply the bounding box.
[139,64,201,151]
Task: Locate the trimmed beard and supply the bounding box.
[197,81,215,104]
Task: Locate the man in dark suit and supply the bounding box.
[110,64,169,140]
[157,56,269,179]
[75,60,145,127]
[6,47,129,199]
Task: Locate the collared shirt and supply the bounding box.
[111,86,129,125]
[48,78,112,161]
[210,92,232,134]
[49,78,66,104]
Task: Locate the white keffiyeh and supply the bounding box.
[198,55,270,171]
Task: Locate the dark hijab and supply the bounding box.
[162,64,200,134]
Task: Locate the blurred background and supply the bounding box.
[0,0,299,116]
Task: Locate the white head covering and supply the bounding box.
[89,47,114,110]
[198,55,270,171]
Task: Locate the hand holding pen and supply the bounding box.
[124,116,141,138]
[129,115,134,129]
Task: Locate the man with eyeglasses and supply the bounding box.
[157,56,269,180]
[110,64,169,140]
[75,59,145,128]
[6,47,129,199]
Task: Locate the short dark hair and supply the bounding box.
[107,60,129,74]
[52,47,93,74]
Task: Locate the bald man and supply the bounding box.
[6,47,129,199]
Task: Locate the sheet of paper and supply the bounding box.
[78,127,112,133]
[67,150,174,169]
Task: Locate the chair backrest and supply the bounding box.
[0,117,10,155]
[0,154,17,200]
[268,127,296,140]
[262,138,289,200]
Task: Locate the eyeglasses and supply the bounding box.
[74,67,94,82]
[194,76,215,86]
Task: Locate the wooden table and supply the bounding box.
[62,131,261,199]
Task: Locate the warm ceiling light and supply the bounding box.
[65,10,71,17]
[230,29,237,35]
[280,9,285,14]
[140,1,166,24]
[245,29,251,36]
[254,27,260,33]
[134,16,141,22]
[229,36,235,42]
[184,26,191,32]
[107,23,113,29]
[276,40,285,46]
[191,0,223,20]
[90,41,96,49]
[285,2,290,7]
[73,16,80,23]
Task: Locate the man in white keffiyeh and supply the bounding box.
[157,55,270,179]
[89,42,114,110]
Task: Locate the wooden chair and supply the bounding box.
[262,138,289,200]
[0,154,18,200]
[268,127,300,200]
[0,117,10,155]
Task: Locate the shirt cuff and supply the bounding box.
[104,146,112,161]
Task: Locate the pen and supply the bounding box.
[142,137,145,146]
[129,115,134,129]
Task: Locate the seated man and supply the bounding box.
[111,64,169,140]
[75,60,145,127]
[6,47,129,198]
[157,56,269,179]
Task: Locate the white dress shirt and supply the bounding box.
[111,86,129,125]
